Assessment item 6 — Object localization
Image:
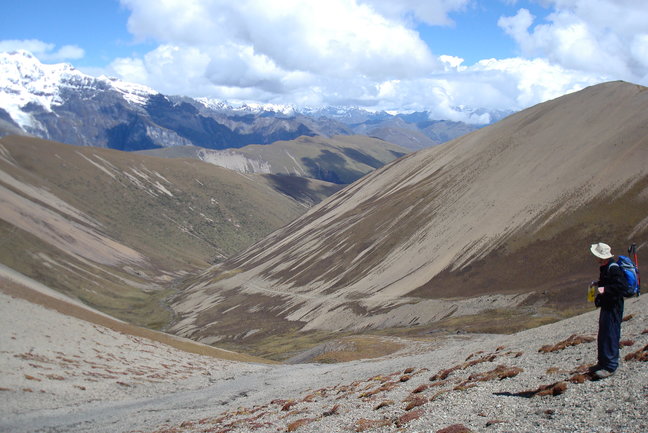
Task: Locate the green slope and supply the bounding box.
[0,135,307,328]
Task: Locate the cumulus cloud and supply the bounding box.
[0,39,85,62]
[498,1,648,82]
[120,0,436,79]
[103,0,648,117]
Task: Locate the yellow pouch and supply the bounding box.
[587,284,596,302]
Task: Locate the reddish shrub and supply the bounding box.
[466,365,523,383]
[429,389,451,401]
[620,339,635,347]
[281,401,298,411]
[510,381,568,398]
[624,344,648,362]
[569,373,591,384]
[286,418,317,432]
[404,396,427,411]
[453,383,478,392]
[538,382,567,396]
[430,366,458,381]
[378,382,399,392]
[45,374,65,381]
[463,354,497,368]
[322,404,340,416]
[412,384,429,393]
[354,418,391,432]
[436,424,474,433]
[465,351,484,361]
[374,400,393,410]
[396,409,424,426]
[403,367,415,374]
[622,314,634,322]
[399,375,412,382]
[429,379,449,388]
[539,335,595,353]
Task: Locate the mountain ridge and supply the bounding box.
[0,50,498,151]
[166,80,648,348]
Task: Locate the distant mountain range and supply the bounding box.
[0,50,510,152]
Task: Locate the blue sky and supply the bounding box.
[0,1,148,66]
[1,1,648,121]
[416,1,549,64]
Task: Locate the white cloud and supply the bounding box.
[112,0,442,106]
[0,39,85,62]
[498,1,648,82]
[99,0,648,116]
[120,0,436,79]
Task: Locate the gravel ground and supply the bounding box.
[1,291,646,433]
[142,296,648,433]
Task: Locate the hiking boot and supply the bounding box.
[588,364,602,373]
[593,369,614,380]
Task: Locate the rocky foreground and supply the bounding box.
[1,275,646,433]
[143,297,648,433]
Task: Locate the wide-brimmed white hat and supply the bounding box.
[590,242,613,259]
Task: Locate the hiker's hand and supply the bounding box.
[598,287,605,294]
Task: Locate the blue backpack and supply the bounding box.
[610,256,640,297]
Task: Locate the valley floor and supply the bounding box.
[1,272,647,433]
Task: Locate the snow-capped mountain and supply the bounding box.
[0,51,502,151]
[0,50,157,134]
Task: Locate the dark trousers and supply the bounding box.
[598,305,623,371]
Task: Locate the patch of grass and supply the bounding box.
[0,221,174,329]
[311,336,404,364]
[218,330,405,363]
[219,330,345,361]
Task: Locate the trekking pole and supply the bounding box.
[630,243,641,295]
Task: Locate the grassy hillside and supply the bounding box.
[0,135,308,328]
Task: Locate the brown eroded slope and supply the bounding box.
[168,81,648,350]
[0,136,310,328]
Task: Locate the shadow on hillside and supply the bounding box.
[265,174,343,205]
[301,150,366,184]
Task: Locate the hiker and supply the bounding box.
[589,242,626,379]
